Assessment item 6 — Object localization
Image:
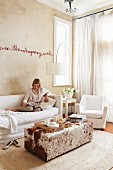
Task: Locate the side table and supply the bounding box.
[62,98,76,118]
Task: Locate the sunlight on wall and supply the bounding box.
[103,14,113,42]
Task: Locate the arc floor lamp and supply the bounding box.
[46,42,66,76]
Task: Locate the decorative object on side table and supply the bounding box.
[63,88,74,99]
[63,88,78,99]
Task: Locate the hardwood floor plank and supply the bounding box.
[104,122,113,134]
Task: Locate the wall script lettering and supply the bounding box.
[0,45,53,58]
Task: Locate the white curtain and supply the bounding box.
[73,9,113,122]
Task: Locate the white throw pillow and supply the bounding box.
[48,97,56,106]
[40,97,56,109]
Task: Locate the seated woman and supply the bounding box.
[6,78,51,112]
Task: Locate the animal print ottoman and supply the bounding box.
[24,121,93,161]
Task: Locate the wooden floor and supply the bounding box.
[104,122,113,134]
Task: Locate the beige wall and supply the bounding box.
[0,0,72,95]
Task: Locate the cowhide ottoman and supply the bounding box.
[24,121,93,161]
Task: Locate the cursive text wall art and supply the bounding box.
[0,45,53,58]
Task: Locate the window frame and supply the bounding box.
[53,16,72,86]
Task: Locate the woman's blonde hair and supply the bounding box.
[32,78,41,87]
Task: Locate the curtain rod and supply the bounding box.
[73,6,113,20]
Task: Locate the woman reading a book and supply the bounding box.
[19,78,51,112]
[21,78,51,111]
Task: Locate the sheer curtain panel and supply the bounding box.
[73,9,113,122]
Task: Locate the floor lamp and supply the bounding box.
[46,62,66,75]
[46,42,67,76]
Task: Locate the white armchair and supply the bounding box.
[76,95,108,129]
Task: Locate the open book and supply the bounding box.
[27,101,43,110]
[27,95,56,110]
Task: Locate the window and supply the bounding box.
[53,16,72,86]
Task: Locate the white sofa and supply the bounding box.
[0,94,62,143]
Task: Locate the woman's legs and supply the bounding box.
[15,106,34,112]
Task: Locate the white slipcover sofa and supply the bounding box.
[0,94,62,143]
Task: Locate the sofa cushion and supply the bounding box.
[0,107,58,129]
[81,110,103,119]
[0,95,24,109]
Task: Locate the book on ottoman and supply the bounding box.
[68,114,87,123]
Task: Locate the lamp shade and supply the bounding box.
[46,62,66,75]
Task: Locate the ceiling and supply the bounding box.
[36,0,113,18]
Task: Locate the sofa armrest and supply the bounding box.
[48,94,63,117]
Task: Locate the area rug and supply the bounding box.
[0,130,113,170]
